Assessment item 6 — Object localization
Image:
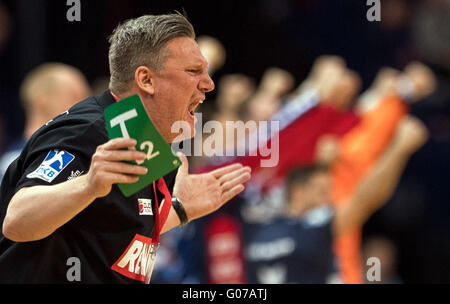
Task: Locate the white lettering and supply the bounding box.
[66,0,81,22]
[110,109,138,139]
[66,257,81,282]
[366,257,381,282]
[203,120,224,157]
[117,240,143,273]
[366,0,381,22]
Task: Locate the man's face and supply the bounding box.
[147,37,215,143]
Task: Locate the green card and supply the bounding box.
[104,94,181,197]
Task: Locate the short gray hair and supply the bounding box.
[108,12,195,94]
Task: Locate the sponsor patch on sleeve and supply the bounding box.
[27,149,75,183]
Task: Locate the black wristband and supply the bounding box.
[172,197,189,226]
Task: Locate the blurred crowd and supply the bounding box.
[155,47,440,284]
[0,0,449,283]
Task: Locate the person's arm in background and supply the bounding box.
[332,116,429,237]
[326,61,436,283]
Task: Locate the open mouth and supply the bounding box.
[188,106,196,118]
[188,98,204,118]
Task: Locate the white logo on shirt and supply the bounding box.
[67,170,84,180]
[27,149,75,183]
[138,199,153,216]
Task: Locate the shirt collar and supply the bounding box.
[96,89,117,109]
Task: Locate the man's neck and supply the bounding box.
[110,89,129,101]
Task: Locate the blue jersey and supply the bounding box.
[244,206,337,284]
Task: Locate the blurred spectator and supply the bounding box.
[183,56,434,283]
[245,164,337,284]
[0,63,91,181]
[19,63,91,139]
[330,61,436,283]
[211,74,256,159]
[194,57,437,284]
[319,69,362,111]
[245,67,295,122]
[244,115,428,283]
[197,35,226,76]
[215,73,256,121]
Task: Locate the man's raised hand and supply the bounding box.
[173,153,251,222]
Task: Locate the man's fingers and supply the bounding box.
[210,163,243,179]
[221,184,246,205]
[101,172,140,184]
[218,166,251,186]
[220,171,251,193]
[102,138,137,150]
[99,150,146,162]
[97,161,148,176]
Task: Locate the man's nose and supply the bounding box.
[199,73,215,93]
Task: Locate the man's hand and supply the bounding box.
[85,138,149,198]
[172,153,251,222]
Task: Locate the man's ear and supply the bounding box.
[135,66,155,96]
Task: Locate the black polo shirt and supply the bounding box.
[0,90,177,283]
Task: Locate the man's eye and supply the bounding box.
[187,69,200,74]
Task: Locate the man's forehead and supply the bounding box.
[165,37,208,66]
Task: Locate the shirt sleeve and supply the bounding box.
[15,116,107,192]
